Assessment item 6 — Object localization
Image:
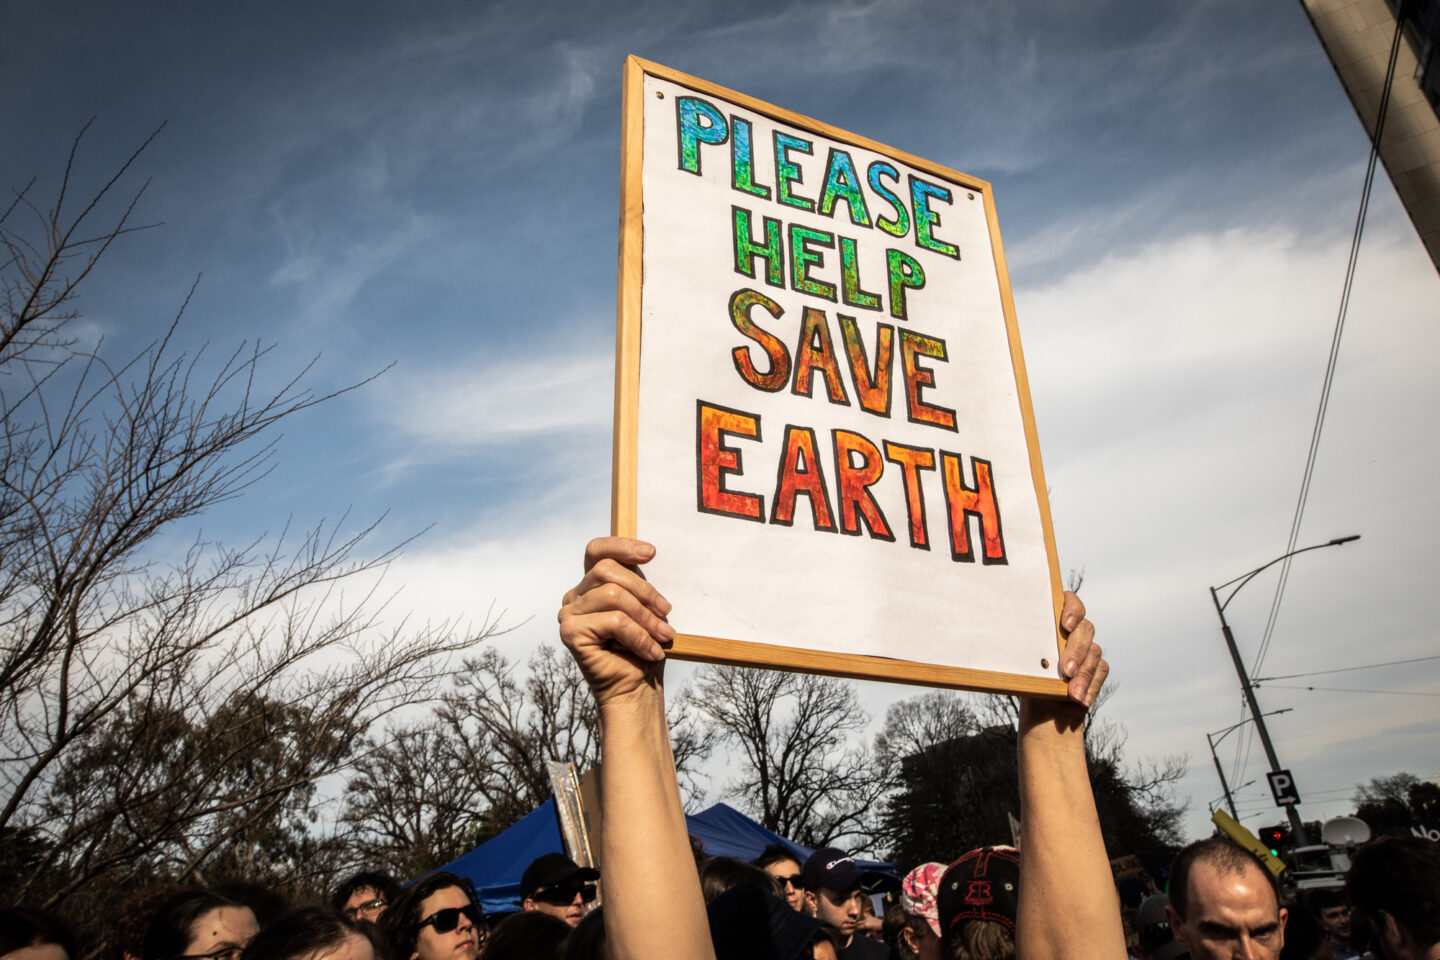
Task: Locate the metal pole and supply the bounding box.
[1210,587,1309,845]
[1206,731,1239,819]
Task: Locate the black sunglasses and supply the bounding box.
[533,883,597,905]
[418,903,484,934]
[774,874,803,889]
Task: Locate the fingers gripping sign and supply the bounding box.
[558,537,677,704]
[1054,590,1106,708]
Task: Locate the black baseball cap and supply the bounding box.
[937,846,1020,940]
[520,852,600,900]
[801,847,862,892]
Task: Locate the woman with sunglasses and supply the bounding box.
[381,873,486,960]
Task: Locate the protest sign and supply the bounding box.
[614,56,1067,695]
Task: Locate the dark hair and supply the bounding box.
[211,879,289,930]
[483,911,569,960]
[753,843,802,872]
[108,883,188,960]
[700,856,783,904]
[706,884,820,960]
[1346,836,1440,947]
[379,871,480,960]
[1278,903,1326,960]
[330,871,404,912]
[0,906,76,958]
[1304,887,1346,912]
[1167,838,1278,922]
[239,908,387,960]
[563,905,604,960]
[946,921,1013,960]
[883,899,927,960]
[142,890,254,960]
[689,835,708,871]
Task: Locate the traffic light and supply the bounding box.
[1258,823,1290,857]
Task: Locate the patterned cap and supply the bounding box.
[937,846,1020,941]
[900,862,948,937]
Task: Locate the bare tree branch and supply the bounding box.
[0,126,494,955]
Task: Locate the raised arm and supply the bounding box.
[1014,594,1124,960]
[556,537,715,960]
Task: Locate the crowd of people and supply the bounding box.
[2,537,1436,960]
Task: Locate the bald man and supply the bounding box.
[1165,839,1286,960]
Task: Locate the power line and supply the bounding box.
[1228,701,1253,788]
[1263,683,1440,698]
[1255,653,1440,682]
[1250,11,1407,678]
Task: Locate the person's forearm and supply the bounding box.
[1015,700,1124,960]
[597,686,715,960]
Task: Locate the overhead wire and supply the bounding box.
[1248,12,1408,679]
[1222,13,1408,798]
[1262,683,1440,698]
[1227,697,1252,788]
[1254,652,1440,682]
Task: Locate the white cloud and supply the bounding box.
[353,202,1439,841]
[1014,202,1440,840]
[373,347,613,450]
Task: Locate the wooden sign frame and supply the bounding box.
[612,56,1067,697]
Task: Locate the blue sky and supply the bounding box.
[5,0,1437,846]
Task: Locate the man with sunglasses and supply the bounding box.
[520,852,600,927]
[381,871,486,960]
[754,844,806,912]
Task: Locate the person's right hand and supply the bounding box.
[557,536,676,705]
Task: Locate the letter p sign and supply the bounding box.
[1267,769,1301,807]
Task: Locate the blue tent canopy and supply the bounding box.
[435,800,566,915]
[687,802,899,891]
[429,799,897,915]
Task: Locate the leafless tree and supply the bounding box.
[340,642,715,876]
[685,665,887,852]
[437,644,713,819]
[0,124,492,945]
[437,645,603,830]
[339,718,493,879]
[1353,771,1422,808]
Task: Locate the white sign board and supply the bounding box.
[614,57,1066,695]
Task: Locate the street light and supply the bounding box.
[1208,780,1256,815]
[1206,710,1292,819]
[1209,534,1360,845]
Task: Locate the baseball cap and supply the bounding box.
[801,847,862,892]
[1137,893,1186,960]
[520,852,600,900]
[937,846,1020,939]
[900,862,947,937]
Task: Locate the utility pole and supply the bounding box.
[1209,535,1359,847]
[1207,729,1239,820]
[1207,711,1292,823]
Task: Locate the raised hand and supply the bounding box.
[557,536,676,705]
[1056,590,1106,707]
